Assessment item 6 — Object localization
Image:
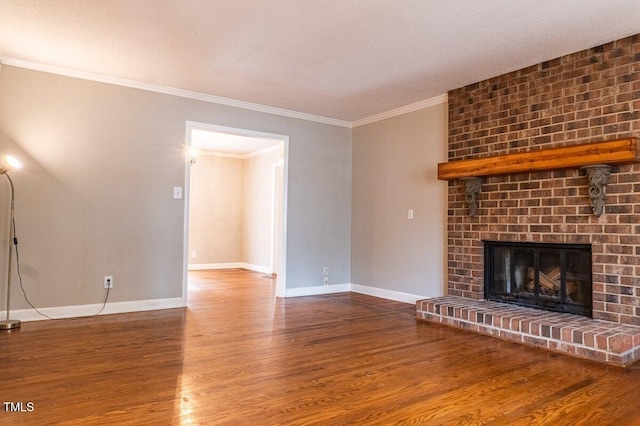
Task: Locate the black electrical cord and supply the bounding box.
[12,216,110,320]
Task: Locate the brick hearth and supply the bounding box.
[416,296,640,366]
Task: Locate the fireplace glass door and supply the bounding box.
[484,241,592,317]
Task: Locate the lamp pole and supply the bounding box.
[1,172,19,330]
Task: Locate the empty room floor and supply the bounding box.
[2,269,640,425]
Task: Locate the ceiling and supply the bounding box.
[1,1,640,124]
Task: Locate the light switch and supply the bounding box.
[173,186,183,199]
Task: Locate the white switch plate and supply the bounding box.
[173,187,183,199]
[408,209,414,219]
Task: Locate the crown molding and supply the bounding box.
[352,94,448,127]
[1,56,448,129]
[0,56,352,128]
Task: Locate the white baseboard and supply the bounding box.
[188,262,272,274]
[284,283,350,297]
[189,262,243,270]
[240,263,272,274]
[0,297,184,323]
[349,284,429,304]
[2,284,431,323]
[282,283,431,302]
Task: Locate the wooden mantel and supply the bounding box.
[437,138,640,181]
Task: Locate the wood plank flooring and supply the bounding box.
[2,269,640,425]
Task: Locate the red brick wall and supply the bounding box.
[447,34,640,325]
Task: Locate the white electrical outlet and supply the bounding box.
[408,209,414,219]
[324,276,329,285]
[104,275,113,288]
[191,251,196,259]
[323,267,329,276]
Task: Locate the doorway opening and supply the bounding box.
[182,122,288,304]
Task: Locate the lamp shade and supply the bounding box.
[0,155,21,174]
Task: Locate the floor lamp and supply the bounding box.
[0,155,22,330]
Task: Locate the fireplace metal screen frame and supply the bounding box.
[483,240,593,317]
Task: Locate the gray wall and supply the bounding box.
[352,103,448,297]
[286,120,352,287]
[0,65,352,311]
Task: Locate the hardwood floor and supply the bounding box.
[2,269,640,425]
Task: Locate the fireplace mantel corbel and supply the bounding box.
[460,177,482,217]
[438,138,639,217]
[581,164,611,217]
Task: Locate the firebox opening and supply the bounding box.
[484,241,592,317]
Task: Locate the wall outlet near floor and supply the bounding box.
[104,275,113,288]
[191,251,196,259]
[323,266,329,285]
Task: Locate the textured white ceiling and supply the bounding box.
[1,0,640,123]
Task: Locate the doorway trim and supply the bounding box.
[182,121,289,304]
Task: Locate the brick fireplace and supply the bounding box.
[417,34,640,366]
